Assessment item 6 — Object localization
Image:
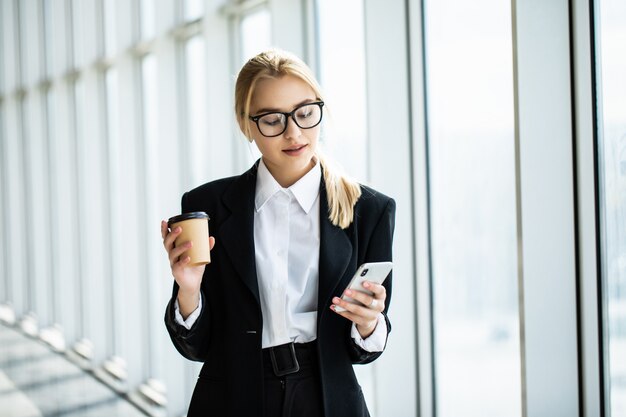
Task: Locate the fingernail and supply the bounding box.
[330,305,336,311]
[332,297,341,304]
[363,282,370,288]
[345,289,353,296]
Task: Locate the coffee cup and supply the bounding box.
[167,211,211,266]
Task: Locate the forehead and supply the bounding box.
[251,75,317,113]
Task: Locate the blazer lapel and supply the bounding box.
[220,162,260,306]
[317,181,353,316]
[218,165,352,313]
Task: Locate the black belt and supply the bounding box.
[262,341,317,377]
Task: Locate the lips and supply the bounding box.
[283,144,307,152]
[282,144,309,156]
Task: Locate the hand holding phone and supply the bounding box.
[335,262,393,312]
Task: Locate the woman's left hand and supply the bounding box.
[331,281,386,339]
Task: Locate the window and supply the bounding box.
[184,35,209,187]
[596,0,626,414]
[183,0,204,22]
[239,8,271,65]
[140,0,156,40]
[424,0,522,416]
[316,0,368,181]
[103,0,117,57]
[141,52,162,377]
[238,8,271,166]
[104,67,120,354]
[19,0,42,87]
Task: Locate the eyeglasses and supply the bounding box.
[249,101,324,137]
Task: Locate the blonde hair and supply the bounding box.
[235,49,361,229]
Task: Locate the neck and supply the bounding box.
[263,157,315,188]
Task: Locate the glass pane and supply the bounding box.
[45,88,59,326]
[185,36,208,186]
[20,0,42,86]
[72,0,84,67]
[142,55,158,149]
[140,0,155,40]
[238,9,271,166]
[424,1,522,416]
[105,68,119,353]
[141,53,162,378]
[43,0,53,76]
[316,0,368,181]
[0,3,4,94]
[2,0,18,90]
[240,9,271,66]
[596,0,626,415]
[103,0,117,57]
[73,77,86,337]
[0,104,4,301]
[183,0,204,22]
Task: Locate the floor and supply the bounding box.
[0,323,148,417]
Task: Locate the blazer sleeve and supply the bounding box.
[348,197,396,364]
[163,191,212,362]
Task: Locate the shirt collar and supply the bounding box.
[255,158,321,214]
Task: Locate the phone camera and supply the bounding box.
[360,269,369,276]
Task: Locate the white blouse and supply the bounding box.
[175,159,387,351]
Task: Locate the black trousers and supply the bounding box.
[262,341,324,417]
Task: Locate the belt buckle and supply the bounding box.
[269,342,300,377]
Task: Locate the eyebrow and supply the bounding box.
[253,98,318,115]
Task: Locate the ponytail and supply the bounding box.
[317,153,361,229]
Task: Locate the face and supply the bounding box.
[247,75,321,186]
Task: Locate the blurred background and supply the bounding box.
[0,0,624,416]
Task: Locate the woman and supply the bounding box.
[161,49,395,417]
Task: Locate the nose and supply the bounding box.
[283,116,302,139]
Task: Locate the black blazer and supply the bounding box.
[165,161,396,417]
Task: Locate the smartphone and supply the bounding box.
[335,261,393,312]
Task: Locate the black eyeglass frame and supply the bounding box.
[248,101,325,138]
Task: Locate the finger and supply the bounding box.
[343,288,385,312]
[160,220,168,240]
[343,288,377,309]
[169,241,192,266]
[172,255,191,271]
[363,281,387,300]
[209,236,216,251]
[163,226,183,251]
[331,297,378,320]
[331,306,376,328]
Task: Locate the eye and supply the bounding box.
[260,114,284,126]
[296,106,314,119]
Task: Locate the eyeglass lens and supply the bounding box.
[257,103,322,137]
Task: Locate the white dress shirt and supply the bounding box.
[175,159,387,351]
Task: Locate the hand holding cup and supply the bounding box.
[161,212,214,317]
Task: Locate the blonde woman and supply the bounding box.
[161,49,395,417]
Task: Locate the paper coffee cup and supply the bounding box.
[167,211,211,266]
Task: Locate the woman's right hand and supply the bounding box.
[161,220,216,317]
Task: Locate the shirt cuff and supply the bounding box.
[173,294,202,330]
[351,313,388,352]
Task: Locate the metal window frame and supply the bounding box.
[408,1,435,416]
[512,0,585,416]
[571,0,604,415]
